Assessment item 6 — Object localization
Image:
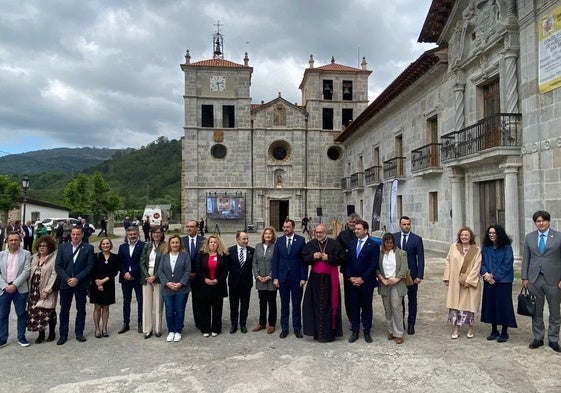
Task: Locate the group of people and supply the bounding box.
[443,210,561,354]
[1,210,559,351]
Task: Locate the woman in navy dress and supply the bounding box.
[480,224,517,342]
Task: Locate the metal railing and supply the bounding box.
[411,143,442,172]
[341,177,350,191]
[441,113,522,162]
[350,172,364,188]
[364,166,382,184]
[383,157,406,178]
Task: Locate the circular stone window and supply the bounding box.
[269,140,291,161]
[327,146,343,160]
[211,144,227,159]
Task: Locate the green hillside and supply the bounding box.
[2,137,182,213]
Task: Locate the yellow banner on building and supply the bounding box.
[539,6,561,93]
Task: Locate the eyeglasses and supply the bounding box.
[488,232,496,235]
[38,244,48,247]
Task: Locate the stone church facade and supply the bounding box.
[337,0,561,257]
[181,0,561,256]
[180,32,371,232]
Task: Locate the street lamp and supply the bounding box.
[21,175,30,223]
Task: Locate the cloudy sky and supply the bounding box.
[0,0,435,156]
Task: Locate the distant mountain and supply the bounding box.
[2,137,182,212]
[0,147,124,175]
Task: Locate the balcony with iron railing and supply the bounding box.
[441,113,522,162]
[341,177,351,192]
[383,157,406,179]
[350,172,364,189]
[364,166,382,185]
[411,143,442,174]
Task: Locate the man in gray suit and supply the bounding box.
[522,210,561,352]
[0,231,31,347]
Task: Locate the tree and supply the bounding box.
[63,172,122,225]
[0,175,21,222]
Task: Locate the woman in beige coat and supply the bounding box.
[26,235,58,343]
[377,233,409,344]
[443,227,482,339]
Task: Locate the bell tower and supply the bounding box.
[212,20,224,59]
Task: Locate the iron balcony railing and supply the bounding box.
[350,172,364,188]
[441,113,522,162]
[411,143,442,172]
[383,157,406,178]
[364,166,382,185]
[341,177,350,191]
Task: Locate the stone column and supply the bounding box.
[503,49,519,113]
[500,162,522,260]
[454,70,466,131]
[450,169,465,240]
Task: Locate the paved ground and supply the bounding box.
[3,229,561,392]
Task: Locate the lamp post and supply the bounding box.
[21,175,30,223]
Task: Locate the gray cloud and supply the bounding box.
[0,0,434,154]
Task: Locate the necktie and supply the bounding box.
[239,248,245,267]
[539,233,546,254]
[356,239,363,257]
[402,234,408,249]
[190,238,196,260]
[287,238,292,254]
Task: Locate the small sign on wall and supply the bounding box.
[214,130,223,142]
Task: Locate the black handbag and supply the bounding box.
[517,287,536,317]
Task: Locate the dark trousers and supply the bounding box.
[121,280,143,324]
[59,287,87,338]
[258,290,277,326]
[403,283,418,327]
[229,284,252,328]
[200,296,224,334]
[23,238,33,252]
[349,284,374,334]
[342,272,352,323]
[0,289,27,342]
[278,272,303,332]
[191,285,202,329]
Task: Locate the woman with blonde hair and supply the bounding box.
[252,227,278,334]
[157,234,191,343]
[196,235,229,337]
[444,227,482,339]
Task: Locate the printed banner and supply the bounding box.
[539,5,561,93]
[371,183,384,231]
[389,179,398,233]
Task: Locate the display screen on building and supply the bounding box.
[206,196,245,220]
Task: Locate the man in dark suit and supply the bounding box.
[272,219,308,338]
[228,231,255,334]
[346,220,379,343]
[117,226,145,334]
[182,220,205,329]
[522,210,561,352]
[22,221,34,252]
[393,215,424,335]
[55,226,94,345]
[336,213,361,324]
